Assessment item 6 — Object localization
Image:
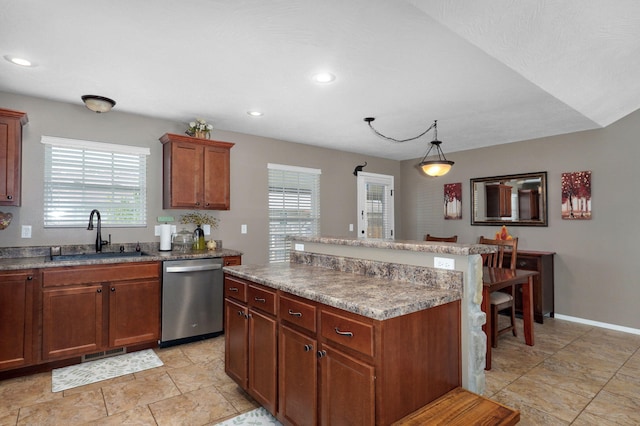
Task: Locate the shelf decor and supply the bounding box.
[186,118,213,139]
[0,211,12,229]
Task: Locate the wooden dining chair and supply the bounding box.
[425,234,458,243]
[479,236,518,348]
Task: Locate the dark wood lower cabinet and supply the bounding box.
[504,250,555,323]
[279,325,317,426]
[0,270,35,371]
[224,274,461,426]
[319,343,375,426]
[42,284,103,360]
[248,309,278,414]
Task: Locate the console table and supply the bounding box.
[503,250,555,323]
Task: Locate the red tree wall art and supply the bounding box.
[444,183,462,220]
[561,171,591,220]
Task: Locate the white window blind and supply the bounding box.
[41,136,149,227]
[268,163,321,263]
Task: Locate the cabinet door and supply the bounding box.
[0,271,34,370]
[203,144,231,210]
[248,309,278,416]
[109,279,160,347]
[0,110,26,206]
[319,344,375,426]
[225,298,248,388]
[43,285,103,360]
[169,141,203,208]
[279,325,317,426]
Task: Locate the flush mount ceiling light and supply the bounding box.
[311,72,336,83]
[4,55,36,67]
[247,111,263,117]
[364,117,454,177]
[81,95,116,113]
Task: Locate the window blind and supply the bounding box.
[268,163,321,263]
[42,136,149,227]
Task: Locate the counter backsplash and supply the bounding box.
[290,250,462,292]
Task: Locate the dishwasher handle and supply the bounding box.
[165,263,222,273]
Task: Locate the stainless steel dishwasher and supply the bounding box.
[160,258,224,347]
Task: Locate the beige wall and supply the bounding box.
[4,90,639,330]
[0,92,400,264]
[400,109,640,329]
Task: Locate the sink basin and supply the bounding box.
[49,251,149,262]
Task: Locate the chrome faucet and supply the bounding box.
[87,209,109,252]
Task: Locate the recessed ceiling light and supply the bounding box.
[311,72,336,84]
[4,55,36,67]
[247,111,263,117]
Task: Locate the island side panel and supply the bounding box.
[375,300,461,425]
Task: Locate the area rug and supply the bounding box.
[215,407,282,425]
[51,349,163,392]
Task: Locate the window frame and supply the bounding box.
[41,136,150,228]
[267,163,321,263]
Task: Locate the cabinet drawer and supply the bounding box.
[514,256,539,271]
[225,275,247,302]
[321,310,374,357]
[42,262,159,287]
[248,285,277,315]
[223,256,242,266]
[279,294,317,333]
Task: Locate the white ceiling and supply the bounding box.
[1,0,639,160]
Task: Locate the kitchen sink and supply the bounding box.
[49,251,150,261]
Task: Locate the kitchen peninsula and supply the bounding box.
[222,236,494,425]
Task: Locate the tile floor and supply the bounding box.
[0,317,639,425]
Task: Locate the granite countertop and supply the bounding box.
[291,236,495,256]
[0,247,243,271]
[223,263,462,321]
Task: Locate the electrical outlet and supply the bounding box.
[241,224,247,234]
[349,223,354,231]
[294,243,304,251]
[154,225,162,236]
[21,225,32,238]
[434,257,455,270]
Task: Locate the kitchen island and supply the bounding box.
[223,236,493,425]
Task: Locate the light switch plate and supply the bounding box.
[154,225,162,236]
[21,225,32,238]
[434,257,455,270]
[294,243,304,251]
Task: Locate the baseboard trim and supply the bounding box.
[554,313,640,336]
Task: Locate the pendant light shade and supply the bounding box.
[419,139,455,177]
[364,118,454,177]
[81,95,116,113]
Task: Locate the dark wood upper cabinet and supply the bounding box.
[0,108,28,206]
[159,133,234,210]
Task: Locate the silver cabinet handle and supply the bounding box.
[254,297,266,303]
[304,344,313,352]
[334,327,353,337]
[317,350,327,358]
[288,309,302,317]
[228,287,239,292]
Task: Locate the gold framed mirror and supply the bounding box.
[471,171,548,226]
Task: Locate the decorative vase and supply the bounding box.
[193,225,206,250]
[194,130,209,139]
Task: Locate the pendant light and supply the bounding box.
[364,117,454,177]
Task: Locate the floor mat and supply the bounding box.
[215,407,282,425]
[51,349,163,392]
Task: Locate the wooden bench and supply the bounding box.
[392,387,520,425]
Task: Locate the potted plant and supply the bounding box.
[186,118,213,139]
